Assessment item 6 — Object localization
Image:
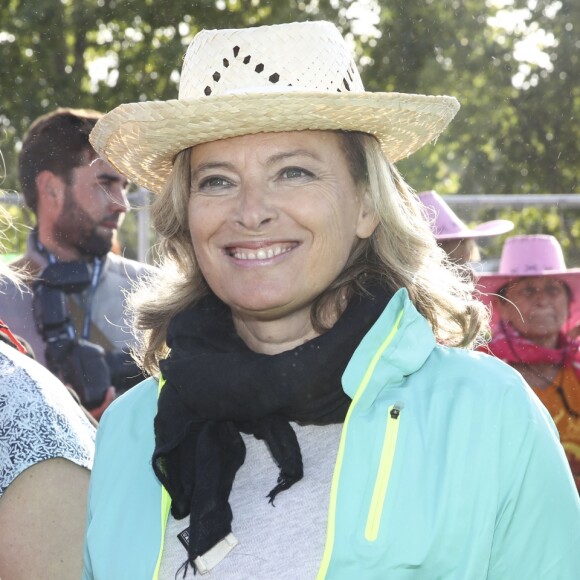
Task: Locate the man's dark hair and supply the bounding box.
[18,108,103,213]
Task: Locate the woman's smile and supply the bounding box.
[224,241,299,263]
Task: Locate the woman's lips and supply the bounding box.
[225,242,298,261]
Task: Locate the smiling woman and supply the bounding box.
[83,21,580,580]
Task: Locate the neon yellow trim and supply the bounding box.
[153,375,172,580]
[316,308,405,579]
[364,405,400,541]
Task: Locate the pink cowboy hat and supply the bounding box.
[418,190,514,240]
[476,234,580,329]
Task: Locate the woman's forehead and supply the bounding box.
[509,276,565,288]
[190,130,341,156]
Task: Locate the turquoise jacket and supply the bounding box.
[84,289,580,579]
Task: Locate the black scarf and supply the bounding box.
[153,285,392,565]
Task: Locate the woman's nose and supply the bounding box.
[534,291,550,304]
[233,184,277,230]
[531,287,557,304]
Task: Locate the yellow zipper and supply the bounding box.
[316,308,404,579]
[364,403,402,541]
[153,375,172,580]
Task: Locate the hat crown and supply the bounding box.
[178,21,365,100]
[499,235,568,276]
[419,190,466,237]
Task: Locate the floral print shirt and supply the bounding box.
[0,341,95,496]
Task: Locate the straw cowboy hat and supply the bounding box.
[90,21,461,195]
[418,190,514,241]
[476,235,580,328]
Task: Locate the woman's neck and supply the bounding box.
[233,313,320,355]
[231,293,347,355]
[530,335,560,349]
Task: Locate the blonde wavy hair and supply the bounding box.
[129,131,488,376]
[0,205,24,289]
[0,152,24,288]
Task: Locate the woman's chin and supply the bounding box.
[232,302,301,321]
[227,294,314,324]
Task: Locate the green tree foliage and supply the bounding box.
[502,0,580,194]
[0,0,578,261]
[363,0,579,198]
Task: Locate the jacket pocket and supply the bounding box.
[364,403,403,542]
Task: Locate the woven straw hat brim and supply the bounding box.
[91,91,459,195]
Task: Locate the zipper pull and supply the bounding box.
[390,401,404,419]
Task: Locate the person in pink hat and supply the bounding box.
[418,190,513,265]
[477,234,580,492]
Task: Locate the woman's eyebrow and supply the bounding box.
[191,161,236,181]
[191,150,321,180]
[266,149,321,165]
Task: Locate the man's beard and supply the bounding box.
[54,188,116,259]
[76,228,115,258]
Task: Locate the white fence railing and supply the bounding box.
[2,192,579,263]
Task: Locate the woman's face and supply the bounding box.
[188,130,377,327]
[498,276,570,347]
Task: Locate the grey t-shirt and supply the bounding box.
[0,341,95,496]
[159,422,342,579]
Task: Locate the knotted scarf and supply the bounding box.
[484,321,580,381]
[152,285,392,566]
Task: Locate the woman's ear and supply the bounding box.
[356,193,379,239]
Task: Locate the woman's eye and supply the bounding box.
[281,166,313,180]
[198,176,231,189]
[546,285,564,297]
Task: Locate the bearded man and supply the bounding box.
[0,108,152,418]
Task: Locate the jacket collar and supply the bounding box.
[342,288,435,407]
